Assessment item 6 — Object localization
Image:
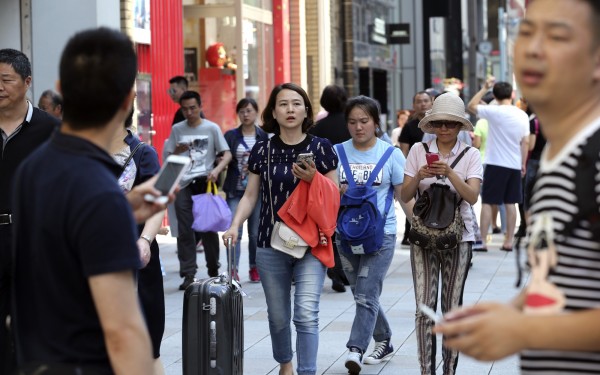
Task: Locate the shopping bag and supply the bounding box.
[191,181,232,232]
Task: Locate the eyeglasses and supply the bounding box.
[237,109,255,115]
[430,121,461,129]
[167,88,177,95]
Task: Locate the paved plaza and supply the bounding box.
[158,204,525,375]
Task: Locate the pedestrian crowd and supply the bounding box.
[1,1,600,374]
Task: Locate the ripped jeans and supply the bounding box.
[337,233,396,351]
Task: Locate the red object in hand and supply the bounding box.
[426,153,440,165]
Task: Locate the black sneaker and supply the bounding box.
[345,347,363,374]
[179,275,195,290]
[363,339,394,364]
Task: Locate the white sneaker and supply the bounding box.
[345,347,363,374]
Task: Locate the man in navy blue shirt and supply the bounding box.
[11,28,168,374]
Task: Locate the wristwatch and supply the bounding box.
[140,235,153,245]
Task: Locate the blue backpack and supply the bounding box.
[336,144,395,255]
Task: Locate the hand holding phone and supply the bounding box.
[296,153,315,170]
[426,153,440,166]
[419,303,442,323]
[144,155,190,204]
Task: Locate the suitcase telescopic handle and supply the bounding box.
[227,237,234,286]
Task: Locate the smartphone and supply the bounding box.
[418,303,442,323]
[296,153,315,169]
[144,155,190,204]
[426,153,440,166]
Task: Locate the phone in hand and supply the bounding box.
[296,153,315,169]
[419,303,442,323]
[144,155,190,204]
[426,153,440,166]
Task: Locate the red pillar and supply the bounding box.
[150,0,184,162]
[272,0,290,85]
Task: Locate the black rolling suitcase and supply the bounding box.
[182,238,244,374]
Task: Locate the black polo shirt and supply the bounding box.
[11,131,140,370]
[398,118,424,148]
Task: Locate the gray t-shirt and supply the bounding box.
[164,119,229,186]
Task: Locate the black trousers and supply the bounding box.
[0,225,16,375]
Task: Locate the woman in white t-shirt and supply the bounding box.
[401,93,483,375]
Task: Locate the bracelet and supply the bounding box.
[140,235,153,245]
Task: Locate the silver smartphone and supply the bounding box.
[418,303,441,323]
[296,152,315,169]
[144,155,190,204]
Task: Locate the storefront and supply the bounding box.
[182,1,275,133]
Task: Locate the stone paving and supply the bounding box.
[158,204,525,375]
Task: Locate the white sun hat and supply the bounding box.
[418,92,473,134]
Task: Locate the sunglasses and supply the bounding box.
[430,121,461,129]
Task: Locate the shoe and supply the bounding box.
[196,240,204,253]
[401,237,410,246]
[249,266,260,283]
[179,275,195,290]
[231,269,240,282]
[345,347,363,374]
[492,227,502,234]
[500,246,513,252]
[472,247,488,252]
[332,279,346,293]
[363,339,394,365]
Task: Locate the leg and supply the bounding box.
[292,252,327,375]
[491,205,500,232]
[504,204,517,248]
[411,243,441,375]
[439,242,472,375]
[174,186,197,278]
[200,231,220,276]
[255,248,294,366]
[0,227,16,374]
[479,204,492,248]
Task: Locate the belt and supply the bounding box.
[0,214,12,225]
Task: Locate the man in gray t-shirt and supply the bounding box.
[164,91,231,290]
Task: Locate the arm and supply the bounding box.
[89,271,153,374]
[136,210,165,268]
[400,143,410,157]
[394,183,414,218]
[222,172,260,247]
[435,302,600,361]
[521,136,530,176]
[472,135,482,149]
[208,150,232,182]
[528,134,537,152]
[467,77,495,115]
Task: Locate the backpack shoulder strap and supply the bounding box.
[365,146,395,187]
[560,127,600,238]
[122,141,145,173]
[336,144,357,188]
[421,142,430,154]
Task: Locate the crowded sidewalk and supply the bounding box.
[158,203,523,375]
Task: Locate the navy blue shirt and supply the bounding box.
[248,134,338,247]
[11,131,140,370]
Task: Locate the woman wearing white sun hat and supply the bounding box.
[400,92,483,375]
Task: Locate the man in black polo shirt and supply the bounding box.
[11,28,166,374]
[0,48,59,374]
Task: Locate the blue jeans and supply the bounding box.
[255,247,327,375]
[337,233,396,352]
[226,191,260,269]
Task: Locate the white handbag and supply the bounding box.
[270,221,309,258]
[267,140,309,259]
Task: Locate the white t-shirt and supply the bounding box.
[404,140,483,242]
[477,104,529,170]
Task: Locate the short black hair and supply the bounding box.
[345,95,383,137]
[60,27,137,129]
[492,82,513,101]
[261,83,314,134]
[236,98,258,113]
[0,49,31,80]
[413,91,433,103]
[319,85,347,113]
[179,91,201,106]
[40,89,63,108]
[169,75,188,88]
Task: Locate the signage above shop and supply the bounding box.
[387,23,410,44]
[369,18,387,45]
